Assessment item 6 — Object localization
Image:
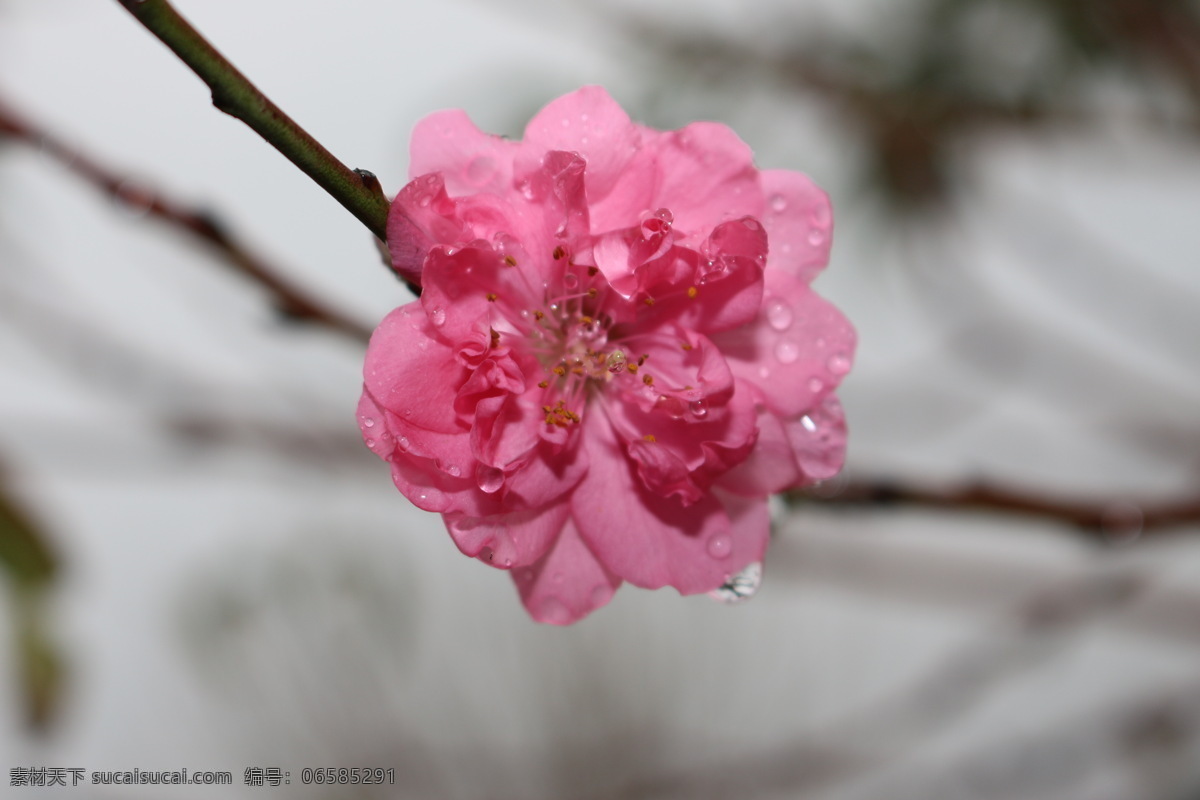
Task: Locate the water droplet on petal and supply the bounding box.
[765,298,793,331]
[706,534,732,559]
[709,562,763,604]
[808,228,826,246]
[606,350,627,373]
[476,465,504,494]
[689,399,708,419]
[466,155,497,185]
[590,584,613,606]
[446,465,462,477]
[808,377,825,393]
[775,339,800,364]
[362,417,375,428]
[502,557,513,567]
[827,352,851,375]
[563,272,579,289]
[770,194,787,212]
[397,435,410,451]
[429,307,446,327]
[800,415,817,433]
[538,598,570,624]
[364,437,375,447]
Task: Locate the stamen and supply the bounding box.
[553,246,566,260]
[643,434,657,442]
[486,292,498,302]
[503,255,518,267]
[687,286,698,299]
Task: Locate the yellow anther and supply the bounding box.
[627,363,639,373]
[503,255,518,267]
[543,399,581,428]
[486,292,498,302]
[687,286,698,299]
[643,296,656,306]
[681,342,693,351]
[553,246,566,260]
[533,310,545,321]
[643,374,654,386]
[643,434,657,443]
[553,365,567,376]
[538,380,549,388]
[587,287,598,298]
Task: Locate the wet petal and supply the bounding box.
[446,502,570,569]
[760,169,833,283]
[711,269,856,418]
[571,410,742,593]
[409,109,518,195]
[512,519,622,625]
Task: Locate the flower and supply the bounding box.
[359,87,855,624]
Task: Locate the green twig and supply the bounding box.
[115,0,389,241]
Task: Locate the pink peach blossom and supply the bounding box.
[360,87,854,624]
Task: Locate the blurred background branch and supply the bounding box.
[0,95,373,343]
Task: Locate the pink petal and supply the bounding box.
[386,173,466,285]
[631,218,767,334]
[418,244,532,345]
[470,392,541,470]
[715,382,802,496]
[409,109,518,196]
[570,410,746,594]
[711,269,856,418]
[501,427,588,508]
[520,86,640,202]
[512,518,622,625]
[360,389,501,517]
[445,502,570,569]
[363,304,468,434]
[760,169,833,284]
[649,122,763,242]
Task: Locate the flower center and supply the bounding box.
[510,251,655,426]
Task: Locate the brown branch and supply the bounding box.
[792,480,1200,540]
[0,95,372,344]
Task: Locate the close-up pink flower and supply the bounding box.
[358,86,855,624]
